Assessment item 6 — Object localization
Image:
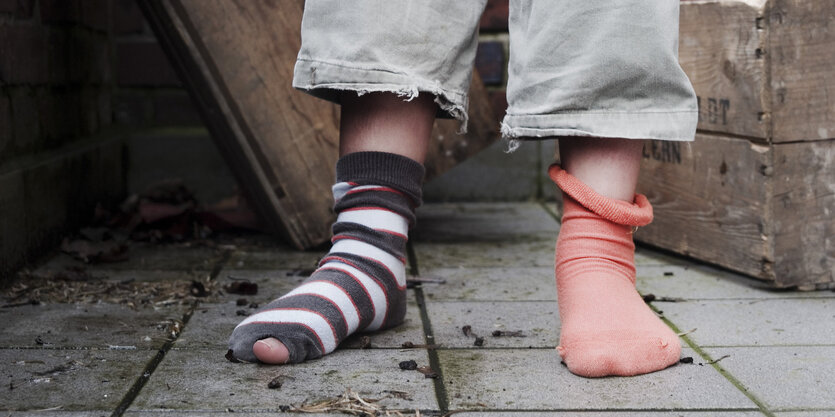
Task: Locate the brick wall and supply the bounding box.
[0,0,127,280]
[110,0,200,127]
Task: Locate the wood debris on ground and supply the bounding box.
[290,388,421,416]
[1,272,220,308]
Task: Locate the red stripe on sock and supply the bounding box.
[346,186,408,199]
[329,235,408,264]
[320,257,393,323]
[244,307,331,353]
[379,229,408,239]
[280,293,349,337]
[341,206,401,215]
[318,261,377,325]
[306,279,362,323]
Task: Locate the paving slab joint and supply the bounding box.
[407,241,450,413]
[655,304,777,417]
[109,307,196,417]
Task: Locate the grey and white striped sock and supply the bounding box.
[227,151,423,363]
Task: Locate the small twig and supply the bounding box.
[406,276,446,285]
[676,328,697,337]
[706,354,730,365]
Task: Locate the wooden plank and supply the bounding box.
[771,140,835,287]
[768,0,835,142]
[679,0,770,140]
[139,0,497,249]
[635,133,774,280]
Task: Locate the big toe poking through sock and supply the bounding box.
[550,164,680,377]
[227,152,424,364]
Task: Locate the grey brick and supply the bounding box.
[661,298,835,347]
[0,302,186,349]
[453,412,765,417]
[129,348,439,412]
[0,349,157,411]
[636,264,835,300]
[415,240,555,269]
[426,301,558,348]
[421,266,555,301]
[704,346,835,411]
[439,348,756,410]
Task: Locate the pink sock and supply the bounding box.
[550,164,681,377]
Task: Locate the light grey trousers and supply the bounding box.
[292,0,698,143]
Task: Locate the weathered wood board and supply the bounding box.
[631,0,835,288]
[636,135,834,289]
[636,135,772,279]
[679,0,769,140]
[139,0,497,249]
[679,0,835,142]
[770,140,835,286]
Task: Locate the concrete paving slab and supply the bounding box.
[439,348,756,410]
[212,269,308,304]
[415,241,555,269]
[125,413,336,417]
[635,265,835,300]
[0,303,185,349]
[0,349,155,411]
[454,412,765,416]
[421,267,556,301]
[5,413,111,417]
[225,248,326,271]
[414,202,558,243]
[704,346,835,411]
[38,243,226,273]
[774,413,835,417]
[426,301,558,348]
[129,348,439,412]
[661,298,835,346]
[177,292,424,350]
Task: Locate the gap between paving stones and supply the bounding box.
[108,250,230,417]
[109,308,196,417]
[655,304,777,417]
[407,241,450,413]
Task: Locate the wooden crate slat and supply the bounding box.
[768,0,835,142]
[771,140,835,286]
[636,134,773,280]
[679,0,769,140]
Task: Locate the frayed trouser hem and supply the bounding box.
[293,58,470,133]
[500,110,698,152]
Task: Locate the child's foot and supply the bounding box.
[227,152,424,364]
[550,164,681,377]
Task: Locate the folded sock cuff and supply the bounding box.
[548,164,653,226]
[336,151,425,205]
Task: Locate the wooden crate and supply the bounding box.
[635,0,834,288]
[139,0,498,250]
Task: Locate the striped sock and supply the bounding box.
[227,152,424,363]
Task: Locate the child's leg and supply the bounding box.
[228,92,436,364]
[551,137,680,377]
